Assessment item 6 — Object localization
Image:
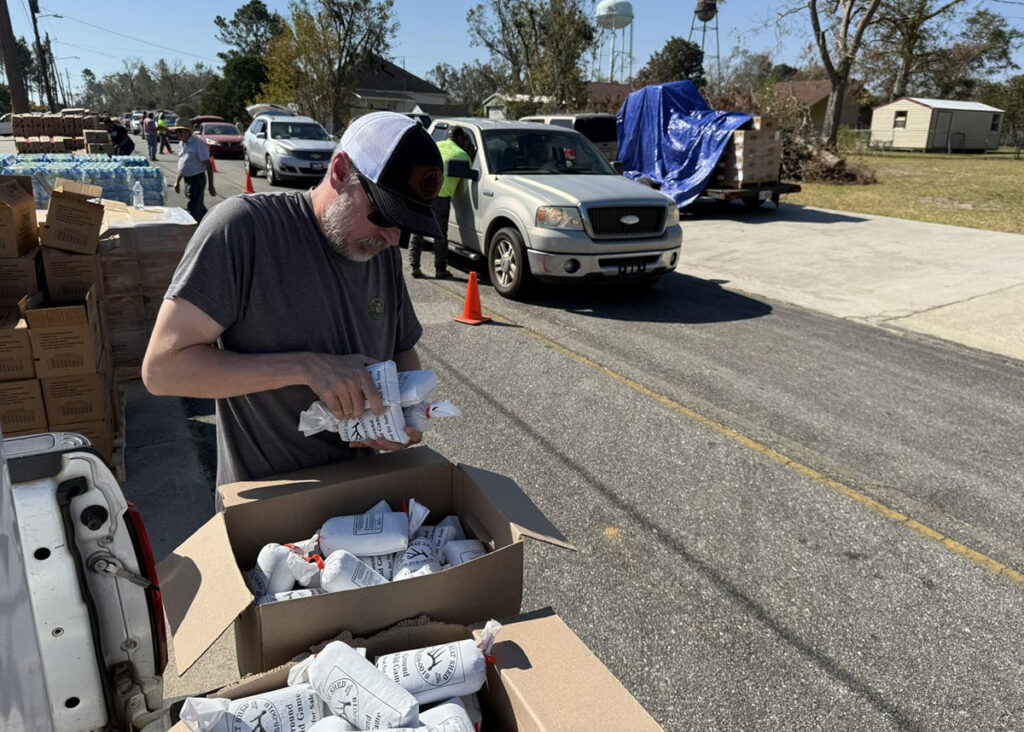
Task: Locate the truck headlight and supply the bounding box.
[666,204,680,225]
[536,206,583,230]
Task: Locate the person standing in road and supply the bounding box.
[157,112,173,154]
[408,126,473,279]
[172,120,215,222]
[142,112,445,490]
[143,112,158,161]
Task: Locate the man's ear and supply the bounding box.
[329,151,353,190]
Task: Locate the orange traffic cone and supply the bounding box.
[454,271,491,325]
[244,169,255,194]
[210,152,217,173]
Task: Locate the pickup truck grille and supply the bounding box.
[586,205,666,238]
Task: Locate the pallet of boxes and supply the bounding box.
[12,111,92,154]
[712,115,783,188]
[159,445,665,730]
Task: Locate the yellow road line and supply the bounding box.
[437,284,1022,586]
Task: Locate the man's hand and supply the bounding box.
[350,427,423,453]
[208,184,216,197]
[304,352,384,420]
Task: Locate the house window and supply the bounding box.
[991,114,1000,132]
[893,111,907,129]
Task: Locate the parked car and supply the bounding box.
[425,118,682,298]
[129,111,144,135]
[190,114,225,126]
[0,112,12,136]
[243,114,336,185]
[196,121,244,158]
[519,113,619,164]
[2,431,167,731]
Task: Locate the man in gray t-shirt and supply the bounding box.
[143,112,446,487]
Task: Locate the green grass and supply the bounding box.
[783,149,1024,234]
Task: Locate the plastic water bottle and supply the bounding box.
[132,181,144,209]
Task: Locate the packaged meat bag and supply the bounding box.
[375,620,502,705]
[179,684,322,731]
[419,697,475,731]
[397,370,438,406]
[307,716,358,731]
[321,550,389,592]
[305,641,418,730]
[403,400,461,434]
[298,361,408,444]
[320,512,409,556]
[436,515,466,541]
[442,540,487,568]
[357,552,399,581]
[256,588,329,606]
[392,538,443,582]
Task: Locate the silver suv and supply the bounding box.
[427,118,682,298]
[243,109,336,186]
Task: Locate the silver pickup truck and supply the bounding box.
[427,118,682,299]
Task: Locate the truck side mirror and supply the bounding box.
[447,159,478,182]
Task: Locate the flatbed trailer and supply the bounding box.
[696,180,802,208]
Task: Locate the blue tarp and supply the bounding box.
[617,81,752,207]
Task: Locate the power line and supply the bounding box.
[38,7,220,64]
[991,0,1024,6]
[53,40,122,60]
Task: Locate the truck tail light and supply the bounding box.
[124,501,168,675]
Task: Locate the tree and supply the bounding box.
[214,0,284,59]
[634,37,706,88]
[262,0,397,132]
[427,61,501,115]
[200,54,269,122]
[921,9,1022,98]
[799,0,884,145]
[466,0,594,109]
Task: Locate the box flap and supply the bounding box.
[18,286,96,328]
[52,178,102,200]
[478,608,662,731]
[156,513,254,674]
[458,463,575,551]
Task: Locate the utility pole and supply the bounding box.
[0,0,29,111]
[27,0,56,110]
[65,68,73,106]
[45,32,63,107]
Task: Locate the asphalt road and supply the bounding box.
[144,139,1023,730]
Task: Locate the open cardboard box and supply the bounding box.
[158,448,576,676]
[167,609,662,732]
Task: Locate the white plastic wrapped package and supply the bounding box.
[392,538,442,582]
[307,716,358,732]
[306,641,418,730]
[442,540,487,568]
[419,697,475,731]
[413,525,455,553]
[320,512,409,556]
[244,543,299,597]
[358,552,399,581]
[321,550,389,592]
[460,694,483,729]
[285,551,322,588]
[287,648,366,688]
[403,400,461,434]
[364,499,390,516]
[436,515,466,541]
[375,621,501,705]
[397,370,438,406]
[256,588,330,606]
[406,498,430,538]
[298,399,410,445]
[179,684,322,732]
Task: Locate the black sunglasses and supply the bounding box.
[352,168,398,229]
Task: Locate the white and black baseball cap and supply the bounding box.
[341,112,444,239]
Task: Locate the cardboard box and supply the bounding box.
[14,137,28,153]
[0,379,46,433]
[0,309,34,381]
[159,448,574,675]
[83,129,110,144]
[0,177,39,259]
[0,247,40,305]
[41,179,105,255]
[167,610,662,732]
[87,143,115,155]
[19,287,104,378]
[41,348,111,425]
[41,246,104,301]
[103,295,157,368]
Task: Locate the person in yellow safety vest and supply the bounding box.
[409,126,473,279]
[156,112,173,154]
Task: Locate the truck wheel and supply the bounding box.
[246,151,257,177]
[488,226,531,299]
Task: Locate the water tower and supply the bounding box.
[688,0,721,83]
[596,0,634,84]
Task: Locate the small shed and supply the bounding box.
[870,97,1003,152]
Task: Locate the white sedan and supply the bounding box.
[0,113,12,136]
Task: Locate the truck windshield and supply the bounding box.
[483,129,615,175]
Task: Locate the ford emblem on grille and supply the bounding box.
[620,214,640,225]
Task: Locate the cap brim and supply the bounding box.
[365,178,444,240]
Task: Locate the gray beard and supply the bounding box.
[320,190,390,262]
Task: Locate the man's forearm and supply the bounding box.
[393,347,421,372]
[144,344,311,399]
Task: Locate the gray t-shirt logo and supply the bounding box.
[368,294,386,321]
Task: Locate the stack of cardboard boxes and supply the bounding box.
[12,112,99,154]
[713,115,783,188]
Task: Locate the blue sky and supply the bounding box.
[12,0,1024,97]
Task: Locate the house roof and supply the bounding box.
[358,57,446,96]
[902,97,1003,113]
[482,92,553,106]
[412,103,470,116]
[775,79,862,106]
[355,89,414,101]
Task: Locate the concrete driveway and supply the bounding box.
[679,204,1024,362]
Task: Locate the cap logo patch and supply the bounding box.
[409,165,442,200]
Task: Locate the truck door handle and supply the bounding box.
[482,189,494,197]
